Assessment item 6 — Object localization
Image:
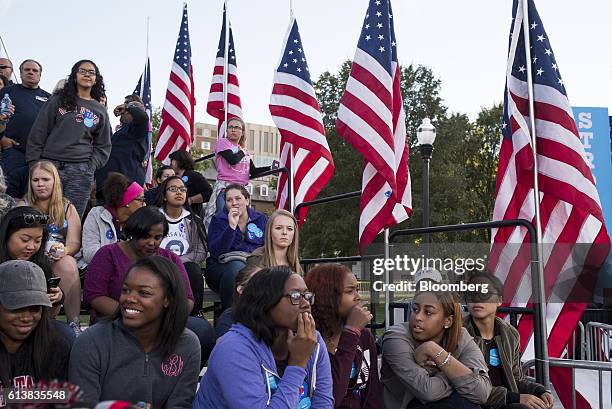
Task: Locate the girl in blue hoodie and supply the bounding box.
[193,266,334,409]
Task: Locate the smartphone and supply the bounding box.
[47,277,61,291]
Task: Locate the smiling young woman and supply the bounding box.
[0,260,70,389]
[69,256,201,408]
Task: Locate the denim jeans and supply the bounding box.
[204,260,246,310]
[406,391,482,409]
[2,147,28,198]
[184,261,204,316]
[186,316,215,367]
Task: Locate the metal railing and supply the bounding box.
[194,152,291,207]
[587,322,612,362]
[523,358,612,409]
[389,219,549,387]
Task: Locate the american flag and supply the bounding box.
[336,0,411,251]
[154,3,195,163]
[133,57,153,185]
[207,3,243,140]
[491,0,610,406]
[270,17,334,224]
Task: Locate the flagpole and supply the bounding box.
[384,229,390,329]
[287,0,296,213]
[223,0,230,139]
[520,0,550,389]
[142,16,150,97]
[0,35,18,84]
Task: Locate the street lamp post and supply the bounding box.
[417,118,436,244]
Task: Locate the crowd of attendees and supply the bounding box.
[0,56,555,409]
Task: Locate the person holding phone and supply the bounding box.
[193,266,333,409]
[0,207,63,318]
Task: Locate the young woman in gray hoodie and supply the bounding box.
[381,290,491,409]
[69,256,201,408]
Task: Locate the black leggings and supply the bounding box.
[407,391,482,409]
[184,261,204,316]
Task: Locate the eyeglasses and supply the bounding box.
[284,291,315,305]
[0,66,11,70]
[23,213,49,225]
[465,292,501,302]
[77,68,96,76]
[166,186,187,193]
[227,125,243,131]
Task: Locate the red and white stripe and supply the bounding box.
[270,19,334,224]
[206,9,242,141]
[154,5,194,164]
[491,3,609,407]
[336,47,411,251]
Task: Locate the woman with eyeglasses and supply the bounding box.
[84,206,214,364]
[70,256,201,408]
[206,183,267,310]
[168,150,212,218]
[305,264,383,409]
[381,288,491,409]
[26,59,111,217]
[80,172,145,267]
[0,260,71,390]
[247,209,302,275]
[18,160,82,334]
[202,117,273,230]
[193,266,333,409]
[463,273,553,409]
[157,175,207,316]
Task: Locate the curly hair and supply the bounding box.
[58,59,106,111]
[304,263,347,339]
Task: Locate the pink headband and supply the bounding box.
[119,182,144,207]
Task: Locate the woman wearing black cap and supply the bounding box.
[0,259,70,389]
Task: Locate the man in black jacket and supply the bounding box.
[95,94,149,203]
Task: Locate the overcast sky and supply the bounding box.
[1,0,610,128]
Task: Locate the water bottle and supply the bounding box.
[0,93,11,116]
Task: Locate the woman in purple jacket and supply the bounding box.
[193,266,334,409]
[306,264,383,409]
[206,183,267,309]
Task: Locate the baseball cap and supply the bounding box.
[414,267,443,283]
[0,260,52,310]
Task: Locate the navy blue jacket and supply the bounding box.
[1,84,50,152]
[207,207,267,267]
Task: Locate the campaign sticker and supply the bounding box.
[83,110,94,128]
[489,347,501,366]
[106,229,114,240]
[182,176,189,183]
[298,380,311,409]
